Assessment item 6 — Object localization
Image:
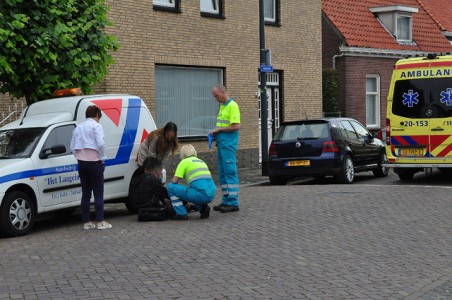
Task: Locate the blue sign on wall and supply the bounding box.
[260,65,274,73]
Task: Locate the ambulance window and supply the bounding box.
[42,125,75,157]
[393,78,452,118]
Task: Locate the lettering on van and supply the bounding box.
[400,69,452,79]
[400,120,428,127]
[51,189,82,200]
[55,165,77,172]
[46,174,80,185]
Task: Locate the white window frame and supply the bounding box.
[395,13,412,42]
[153,0,175,8]
[264,0,276,23]
[366,75,381,129]
[200,0,219,14]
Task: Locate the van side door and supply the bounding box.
[36,124,80,208]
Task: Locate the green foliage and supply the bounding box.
[0,0,119,104]
[322,68,339,113]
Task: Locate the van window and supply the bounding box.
[0,128,45,159]
[42,125,75,157]
[392,78,452,118]
[273,122,329,141]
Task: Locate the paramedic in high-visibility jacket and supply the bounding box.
[210,85,240,213]
[167,144,217,220]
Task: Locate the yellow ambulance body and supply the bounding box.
[385,54,452,180]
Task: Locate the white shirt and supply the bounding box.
[70,118,107,161]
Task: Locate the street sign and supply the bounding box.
[260,65,273,73]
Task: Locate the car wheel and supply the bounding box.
[397,171,414,181]
[335,155,354,184]
[0,191,35,237]
[373,153,389,178]
[269,175,287,186]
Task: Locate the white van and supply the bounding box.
[0,93,156,236]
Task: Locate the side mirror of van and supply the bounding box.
[39,144,67,159]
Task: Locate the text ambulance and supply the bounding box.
[0,93,156,236]
[385,54,452,180]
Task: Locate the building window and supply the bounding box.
[153,0,179,12]
[155,66,223,138]
[396,15,411,42]
[366,75,380,128]
[201,0,219,14]
[264,0,279,24]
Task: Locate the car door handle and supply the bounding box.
[431,127,444,131]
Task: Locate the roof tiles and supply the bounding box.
[322,0,452,52]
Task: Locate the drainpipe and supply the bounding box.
[332,52,344,70]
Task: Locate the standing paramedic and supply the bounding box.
[70,105,112,230]
[210,85,240,213]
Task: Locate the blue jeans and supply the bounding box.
[78,160,105,222]
[167,179,217,216]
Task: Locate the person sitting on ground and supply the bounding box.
[134,157,174,221]
[167,144,217,220]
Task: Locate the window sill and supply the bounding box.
[265,21,281,27]
[366,125,382,130]
[153,5,180,13]
[200,11,225,19]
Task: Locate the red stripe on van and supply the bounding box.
[91,99,123,127]
[436,143,452,157]
[396,61,452,70]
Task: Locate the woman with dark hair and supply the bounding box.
[138,122,179,168]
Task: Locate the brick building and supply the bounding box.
[322,0,452,134]
[0,0,322,171]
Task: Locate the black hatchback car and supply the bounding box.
[267,118,388,185]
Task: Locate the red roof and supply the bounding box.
[322,0,452,52]
[418,0,452,32]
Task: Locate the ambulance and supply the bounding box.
[0,91,156,236]
[385,54,452,180]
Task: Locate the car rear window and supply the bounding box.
[392,78,452,118]
[273,122,330,141]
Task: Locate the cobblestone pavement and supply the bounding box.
[1,169,452,299]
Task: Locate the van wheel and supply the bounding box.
[335,155,354,184]
[269,176,287,185]
[373,153,389,178]
[0,191,35,237]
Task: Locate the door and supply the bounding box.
[350,120,379,165]
[338,120,367,166]
[37,124,80,207]
[259,72,281,163]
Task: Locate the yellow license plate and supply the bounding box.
[398,148,424,156]
[287,160,310,167]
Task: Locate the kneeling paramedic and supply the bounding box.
[167,144,217,220]
[133,157,174,221]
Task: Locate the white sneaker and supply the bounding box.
[83,222,96,230]
[97,221,112,230]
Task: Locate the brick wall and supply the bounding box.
[0,1,322,170]
[337,56,398,129]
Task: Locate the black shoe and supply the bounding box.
[218,205,239,213]
[200,205,210,219]
[171,214,188,220]
[213,204,226,211]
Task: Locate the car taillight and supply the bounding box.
[322,141,340,153]
[269,143,277,157]
[386,118,390,145]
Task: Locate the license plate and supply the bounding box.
[398,148,424,156]
[286,160,310,167]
